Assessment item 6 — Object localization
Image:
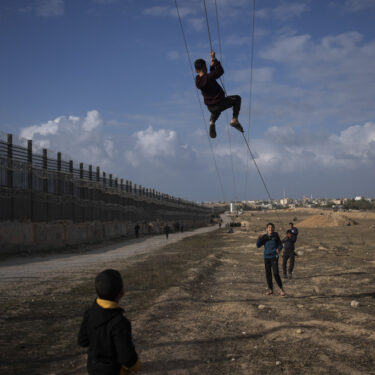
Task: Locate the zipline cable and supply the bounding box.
[213,0,238,202]
[244,0,256,198]
[242,133,283,227]
[174,0,226,202]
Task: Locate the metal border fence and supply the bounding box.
[0,133,212,223]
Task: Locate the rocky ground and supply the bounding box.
[1,209,375,374]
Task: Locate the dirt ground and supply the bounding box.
[1,209,375,375]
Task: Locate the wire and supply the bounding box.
[174,0,226,201]
[244,0,256,198]
[213,0,238,202]
[242,133,283,227]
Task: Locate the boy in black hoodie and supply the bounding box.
[78,269,141,375]
[282,230,297,279]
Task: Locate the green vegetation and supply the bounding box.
[343,199,375,210]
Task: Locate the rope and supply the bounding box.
[174,0,226,201]
[203,0,214,52]
[244,0,256,198]
[213,0,238,201]
[242,133,283,227]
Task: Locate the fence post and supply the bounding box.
[69,160,74,222]
[27,140,33,190]
[109,174,113,188]
[89,165,92,181]
[57,152,62,195]
[27,140,33,221]
[79,162,84,222]
[7,134,14,220]
[103,172,106,186]
[96,166,100,182]
[120,178,124,192]
[42,148,48,221]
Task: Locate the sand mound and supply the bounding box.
[298,213,358,228]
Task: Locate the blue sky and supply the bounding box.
[1,0,375,202]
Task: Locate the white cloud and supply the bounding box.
[250,30,375,127]
[125,126,198,169]
[167,50,181,60]
[345,0,375,11]
[94,0,118,4]
[35,0,64,17]
[20,110,114,169]
[187,17,204,32]
[143,5,195,18]
[257,2,309,20]
[17,111,375,200]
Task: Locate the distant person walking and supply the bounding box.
[134,224,140,239]
[256,223,285,296]
[164,224,170,240]
[282,230,297,279]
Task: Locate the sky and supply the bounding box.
[1,0,375,202]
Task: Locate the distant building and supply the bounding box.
[354,196,364,201]
[332,199,342,205]
[280,198,289,206]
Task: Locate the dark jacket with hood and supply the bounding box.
[256,232,283,259]
[195,59,225,106]
[78,299,138,375]
[282,234,296,255]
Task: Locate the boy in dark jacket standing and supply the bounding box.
[282,230,297,279]
[78,269,141,375]
[195,51,243,139]
[256,223,286,296]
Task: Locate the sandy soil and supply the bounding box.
[1,209,375,375]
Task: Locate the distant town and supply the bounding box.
[205,196,375,211]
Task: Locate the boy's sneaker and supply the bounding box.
[209,122,217,138]
[230,120,244,133]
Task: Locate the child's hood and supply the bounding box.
[88,299,124,329]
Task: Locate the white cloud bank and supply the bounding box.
[35,0,64,17]
[19,111,375,199]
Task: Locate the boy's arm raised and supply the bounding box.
[208,50,224,79]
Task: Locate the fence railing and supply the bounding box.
[0,132,212,223]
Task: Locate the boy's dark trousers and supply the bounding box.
[282,252,295,275]
[207,95,241,123]
[264,257,283,290]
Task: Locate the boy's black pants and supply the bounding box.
[208,95,241,123]
[282,253,295,275]
[264,257,283,290]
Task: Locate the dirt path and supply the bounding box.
[1,210,375,375]
[0,223,222,280]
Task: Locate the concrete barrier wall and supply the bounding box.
[0,217,207,255]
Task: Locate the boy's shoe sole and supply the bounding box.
[230,121,244,133]
[209,123,217,138]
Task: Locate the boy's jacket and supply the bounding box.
[78,299,138,375]
[256,232,283,259]
[195,59,225,106]
[282,235,296,255]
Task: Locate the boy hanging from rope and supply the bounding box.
[195,51,243,138]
